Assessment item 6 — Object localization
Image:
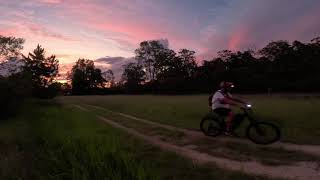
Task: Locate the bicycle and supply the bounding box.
[200,104,281,145]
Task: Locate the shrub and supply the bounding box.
[0,72,32,119]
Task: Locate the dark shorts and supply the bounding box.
[213,108,231,117]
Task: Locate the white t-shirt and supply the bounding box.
[212,90,232,110]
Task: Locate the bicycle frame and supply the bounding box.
[202,106,281,144]
[208,107,257,131]
[240,107,255,122]
[237,108,267,135]
[231,107,257,131]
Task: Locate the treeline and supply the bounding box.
[116,37,320,94]
[2,34,320,105]
[70,37,320,95]
[71,38,320,94]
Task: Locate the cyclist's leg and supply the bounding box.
[213,108,232,131]
[226,111,234,132]
[213,108,229,117]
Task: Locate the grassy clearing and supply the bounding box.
[1,101,155,180]
[86,105,187,144]
[60,95,320,144]
[0,100,273,180]
[84,104,320,166]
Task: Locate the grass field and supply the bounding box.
[2,95,319,179]
[0,100,269,180]
[83,103,320,167]
[60,94,320,145]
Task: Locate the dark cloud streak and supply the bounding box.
[95,56,135,81]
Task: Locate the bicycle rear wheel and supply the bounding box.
[246,122,281,145]
[200,116,223,137]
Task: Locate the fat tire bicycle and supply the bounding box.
[200,105,281,145]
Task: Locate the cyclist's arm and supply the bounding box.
[219,96,247,107]
[218,97,238,106]
[229,97,247,104]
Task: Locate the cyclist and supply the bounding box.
[211,81,247,135]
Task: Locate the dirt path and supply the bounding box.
[86,104,320,157]
[76,105,320,180]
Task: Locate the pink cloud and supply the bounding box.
[8,19,79,42]
[57,62,73,78]
[90,20,200,53]
[0,28,19,36]
[92,22,160,42]
[1,6,78,42]
[55,54,73,59]
[53,0,200,52]
[199,0,320,60]
[27,23,78,41]
[227,26,250,51]
[63,2,165,42]
[38,0,62,4]
[228,32,242,51]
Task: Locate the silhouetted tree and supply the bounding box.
[121,62,145,93]
[0,35,25,61]
[0,35,31,118]
[311,37,320,44]
[177,49,197,78]
[153,49,197,93]
[153,49,176,79]
[259,41,292,61]
[135,40,169,81]
[70,59,104,94]
[23,44,59,98]
[195,59,227,92]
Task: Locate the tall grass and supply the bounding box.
[0,101,156,180]
[60,95,320,144]
[34,137,152,180]
[0,100,277,180]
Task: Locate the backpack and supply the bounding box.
[208,94,213,107]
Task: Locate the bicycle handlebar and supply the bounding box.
[240,104,252,112]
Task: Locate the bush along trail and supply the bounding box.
[75,104,320,180]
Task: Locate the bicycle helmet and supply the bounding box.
[220,81,234,89]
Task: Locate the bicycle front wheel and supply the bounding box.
[246,122,281,145]
[200,117,223,137]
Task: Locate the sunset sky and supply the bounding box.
[1,0,319,77]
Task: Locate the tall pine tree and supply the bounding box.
[23,44,59,98]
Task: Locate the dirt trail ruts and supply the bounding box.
[76,105,320,180]
[85,104,320,157]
